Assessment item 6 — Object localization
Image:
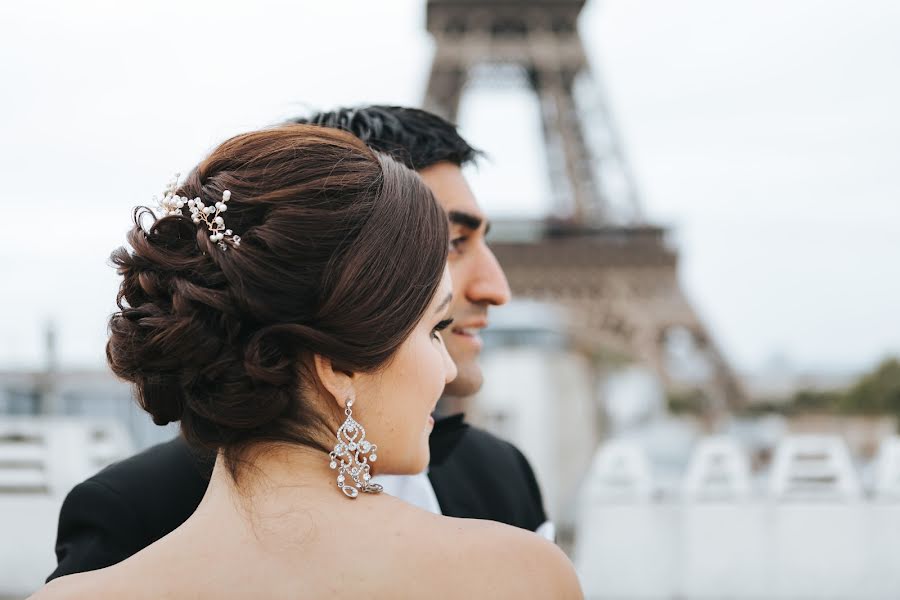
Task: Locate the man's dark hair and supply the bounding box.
[292,105,482,171]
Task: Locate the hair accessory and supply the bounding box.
[329,398,383,499]
[157,173,241,251]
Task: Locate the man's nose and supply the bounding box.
[465,244,511,306]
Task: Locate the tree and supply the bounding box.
[839,357,900,418]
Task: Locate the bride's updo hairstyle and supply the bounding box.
[107,125,448,475]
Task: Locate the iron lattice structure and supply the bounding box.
[424,0,745,416]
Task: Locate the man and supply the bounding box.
[48,106,552,581]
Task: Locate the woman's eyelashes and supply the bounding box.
[432,318,454,341]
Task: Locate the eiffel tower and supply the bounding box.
[423,0,745,422]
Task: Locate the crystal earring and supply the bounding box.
[329,398,383,498]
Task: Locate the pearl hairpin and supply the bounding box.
[156,173,241,251]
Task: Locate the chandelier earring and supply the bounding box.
[328,397,383,499]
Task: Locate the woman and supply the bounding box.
[34,125,582,599]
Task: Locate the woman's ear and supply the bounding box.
[313,354,354,409]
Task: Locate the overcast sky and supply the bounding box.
[1,0,898,374]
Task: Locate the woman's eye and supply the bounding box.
[432,318,453,340]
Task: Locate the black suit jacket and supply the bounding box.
[47,415,548,581]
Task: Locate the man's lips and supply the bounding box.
[450,320,487,337]
[449,321,486,350]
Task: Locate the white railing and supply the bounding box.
[0,417,134,598]
[769,434,861,500]
[681,436,752,501]
[583,439,655,503]
[574,435,900,599]
[873,436,900,500]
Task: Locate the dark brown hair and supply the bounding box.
[106,124,448,474]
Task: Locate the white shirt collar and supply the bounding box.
[370,471,442,515]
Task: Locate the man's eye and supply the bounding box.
[450,236,468,251]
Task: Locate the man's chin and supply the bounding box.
[442,366,484,399]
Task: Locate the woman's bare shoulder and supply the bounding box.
[29,570,117,600]
[404,512,583,599]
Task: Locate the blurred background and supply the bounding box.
[1,0,899,597]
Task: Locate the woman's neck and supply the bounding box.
[199,443,342,517]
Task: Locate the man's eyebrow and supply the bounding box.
[448,210,483,231]
[435,292,453,313]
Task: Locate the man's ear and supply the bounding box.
[313,354,354,409]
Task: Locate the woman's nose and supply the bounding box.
[443,345,458,384]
